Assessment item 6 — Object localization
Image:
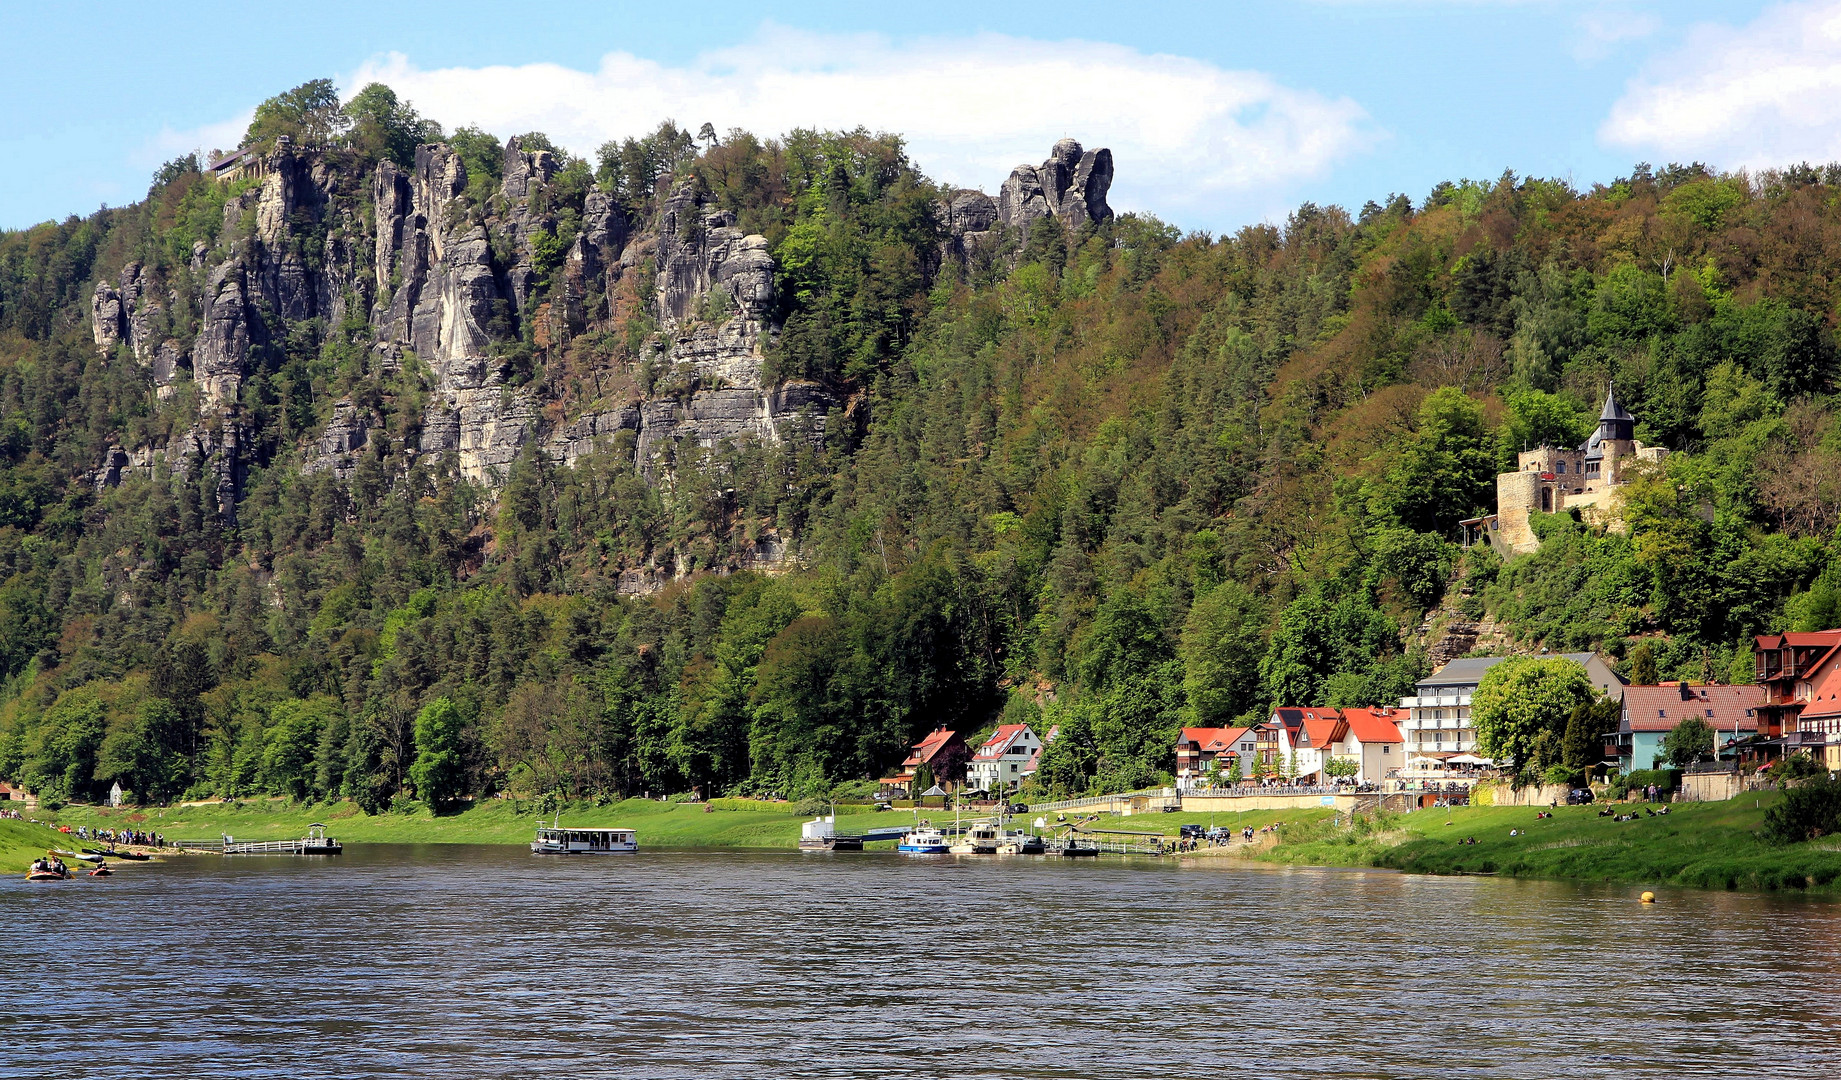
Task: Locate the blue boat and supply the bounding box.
[896,826,949,854]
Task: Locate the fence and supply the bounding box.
[1026,787,1177,814]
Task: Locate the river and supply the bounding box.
[3,846,1838,1079]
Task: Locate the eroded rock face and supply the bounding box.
[996,139,1113,233]
[91,280,123,354]
[300,399,371,478]
[103,134,1114,550]
[195,260,252,410]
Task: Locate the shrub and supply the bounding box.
[1763,777,1841,844]
[1541,764,1579,788]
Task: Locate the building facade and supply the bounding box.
[1753,631,1841,767]
[1615,683,1763,771]
[878,727,969,796]
[966,724,1043,794]
[1398,653,1625,760]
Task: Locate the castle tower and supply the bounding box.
[1583,382,1636,485]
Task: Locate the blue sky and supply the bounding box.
[6,0,1833,233]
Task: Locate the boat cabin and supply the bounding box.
[532,827,638,855]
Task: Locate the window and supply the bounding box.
[1658,709,1666,717]
[1557,461,1566,474]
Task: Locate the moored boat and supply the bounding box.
[531,826,638,855]
[950,821,1001,854]
[897,826,949,854]
[996,830,1045,855]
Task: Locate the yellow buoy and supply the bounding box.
[1640,891,1656,904]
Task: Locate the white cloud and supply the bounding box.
[1573,9,1661,62]
[323,26,1375,230]
[1602,1,1841,166]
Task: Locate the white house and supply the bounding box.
[966,723,1043,794]
[1336,707,1406,784]
[1266,706,1406,784]
[1398,653,1624,758]
[1269,708,1343,782]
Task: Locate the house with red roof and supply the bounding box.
[1337,707,1406,783]
[965,723,1044,794]
[1615,682,1762,772]
[1267,706,1404,784]
[877,727,969,797]
[1271,708,1345,782]
[1175,724,1262,790]
[1754,631,1841,767]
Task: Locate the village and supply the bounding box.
[873,627,1841,825]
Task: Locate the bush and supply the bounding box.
[1763,776,1841,844]
[1541,764,1579,788]
[1625,768,1680,792]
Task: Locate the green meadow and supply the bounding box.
[1265,795,1841,894]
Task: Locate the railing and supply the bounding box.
[1183,784,1366,797]
[1026,787,1176,813]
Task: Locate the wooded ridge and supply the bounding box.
[3,79,1839,810]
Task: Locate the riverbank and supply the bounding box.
[1263,794,1841,893]
[1,818,77,874]
[40,797,1326,852]
[37,794,1841,895]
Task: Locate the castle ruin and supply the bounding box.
[1475,385,1669,555]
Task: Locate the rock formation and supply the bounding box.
[996,138,1113,233]
[87,132,1114,579]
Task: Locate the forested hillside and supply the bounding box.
[4,80,1841,809]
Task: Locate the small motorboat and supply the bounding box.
[1060,841,1099,857]
[897,826,950,854]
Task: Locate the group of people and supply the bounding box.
[72,825,164,847]
[28,854,69,878]
[1599,806,1668,821]
[0,806,21,821]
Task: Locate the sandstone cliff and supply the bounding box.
[86,135,1115,583]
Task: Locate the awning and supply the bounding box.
[1447,753,1494,765]
[1407,756,1447,768]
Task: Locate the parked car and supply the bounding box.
[1566,788,1594,805]
[1179,824,1205,840]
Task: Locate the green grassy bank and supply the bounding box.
[40,798,1329,853]
[36,795,1841,896]
[1263,795,1841,893]
[1,818,72,874]
[43,797,881,848]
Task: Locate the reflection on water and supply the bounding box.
[2,846,1838,1079]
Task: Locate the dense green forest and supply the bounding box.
[4,80,1841,809]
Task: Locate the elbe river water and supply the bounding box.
[3,845,1839,1079]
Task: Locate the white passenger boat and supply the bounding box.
[897,826,949,854]
[531,826,637,855]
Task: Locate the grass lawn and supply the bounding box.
[38,800,1336,853]
[1265,795,1841,893]
[41,797,926,850]
[1,818,72,874]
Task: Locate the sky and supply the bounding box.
[4,0,1836,234]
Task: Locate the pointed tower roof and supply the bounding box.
[1583,381,1636,456]
[1599,382,1634,423]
